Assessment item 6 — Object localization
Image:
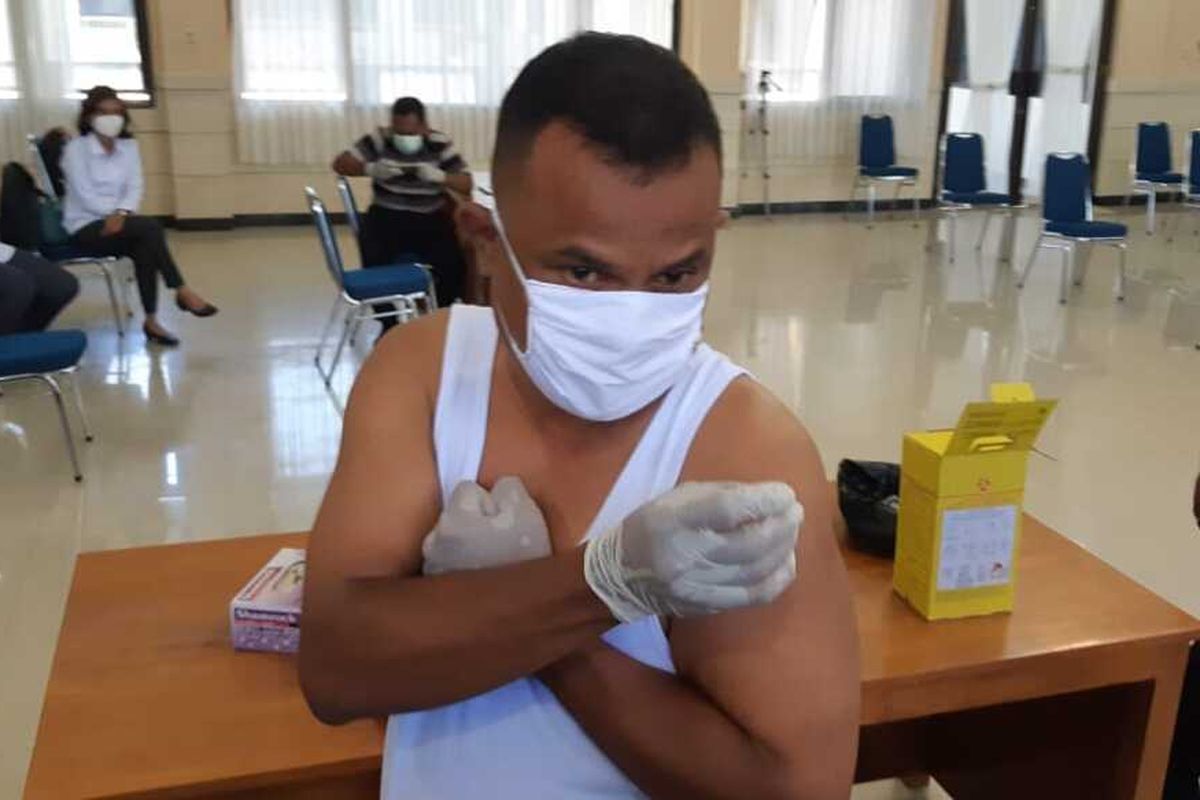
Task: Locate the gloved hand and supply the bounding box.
[422,477,552,576]
[365,158,409,181]
[583,482,802,623]
[415,163,447,184]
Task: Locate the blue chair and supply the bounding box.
[26,134,133,335]
[850,114,920,227]
[1020,153,1127,305]
[938,133,1016,262]
[1185,129,1200,236]
[1126,122,1185,235]
[0,330,92,481]
[305,186,436,385]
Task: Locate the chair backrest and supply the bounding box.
[305,186,346,287]
[943,133,986,194]
[1042,153,1090,223]
[859,115,896,169]
[1135,122,1173,175]
[25,134,55,196]
[1189,129,1200,193]
[335,176,362,239]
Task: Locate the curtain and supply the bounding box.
[1024,0,1102,196]
[742,0,937,174]
[0,0,75,165]
[946,0,1101,198]
[232,0,674,167]
[945,0,1024,192]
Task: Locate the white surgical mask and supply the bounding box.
[492,210,708,422]
[92,114,124,139]
[392,134,423,155]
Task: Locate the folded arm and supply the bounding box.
[541,380,861,799]
[300,317,611,723]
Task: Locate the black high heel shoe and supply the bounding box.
[143,323,180,347]
[176,295,219,317]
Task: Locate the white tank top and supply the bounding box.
[381,305,746,799]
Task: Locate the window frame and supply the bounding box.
[70,0,156,107]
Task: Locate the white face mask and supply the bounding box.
[92,114,124,138]
[492,210,709,422]
[392,134,423,155]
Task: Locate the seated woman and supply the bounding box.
[62,86,217,347]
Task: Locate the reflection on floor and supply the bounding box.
[3,208,1199,797]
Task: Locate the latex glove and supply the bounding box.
[583,482,802,623]
[415,163,446,184]
[422,477,552,576]
[365,159,409,181]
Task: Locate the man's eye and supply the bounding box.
[568,266,600,284]
[655,269,692,287]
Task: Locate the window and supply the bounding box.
[67,0,153,103]
[747,0,933,103]
[0,0,17,99]
[235,0,674,105]
[237,0,347,102]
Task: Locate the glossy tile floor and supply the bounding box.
[3,209,1200,797]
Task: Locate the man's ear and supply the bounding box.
[455,202,501,276]
[456,202,499,243]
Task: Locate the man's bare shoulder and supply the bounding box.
[350,309,453,406]
[682,376,820,484]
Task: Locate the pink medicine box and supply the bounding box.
[229,548,306,653]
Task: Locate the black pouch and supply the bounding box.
[836,459,900,558]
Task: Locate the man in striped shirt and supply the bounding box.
[333,97,474,330]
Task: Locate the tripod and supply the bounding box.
[748,69,783,217]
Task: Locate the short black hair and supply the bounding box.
[493,32,720,187]
[77,85,133,138]
[391,96,426,122]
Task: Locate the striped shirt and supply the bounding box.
[351,127,467,214]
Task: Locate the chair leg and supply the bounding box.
[324,311,355,387]
[64,370,93,442]
[976,211,991,252]
[99,265,126,337]
[910,182,920,227]
[845,176,860,220]
[1147,188,1157,235]
[867,183,877,228]
[38,375,83,482]
[1073,243,1090,287]
[1059,245,1072,304]
[948,213,958,263]
[890,182,903,221]
[1000,211,1014,263]
[1018,235,1043,288]
[1115,242,1128,301]
[314,295,342,376]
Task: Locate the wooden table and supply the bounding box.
[24,519,1200,799]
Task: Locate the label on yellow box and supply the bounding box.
[893,384,1056,620]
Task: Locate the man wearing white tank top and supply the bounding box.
[302,33,860,799]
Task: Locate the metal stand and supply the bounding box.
[747,70,783,218]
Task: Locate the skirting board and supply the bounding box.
[166,212,348,231]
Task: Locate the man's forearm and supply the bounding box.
[539,645,804,800]
[300,548,611,723]
[444,171,473,196]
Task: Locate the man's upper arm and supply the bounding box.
[306,314,446,592]
[672,378,860,785]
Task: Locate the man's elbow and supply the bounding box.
[298,645,358,726]
[773,769,853,800]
